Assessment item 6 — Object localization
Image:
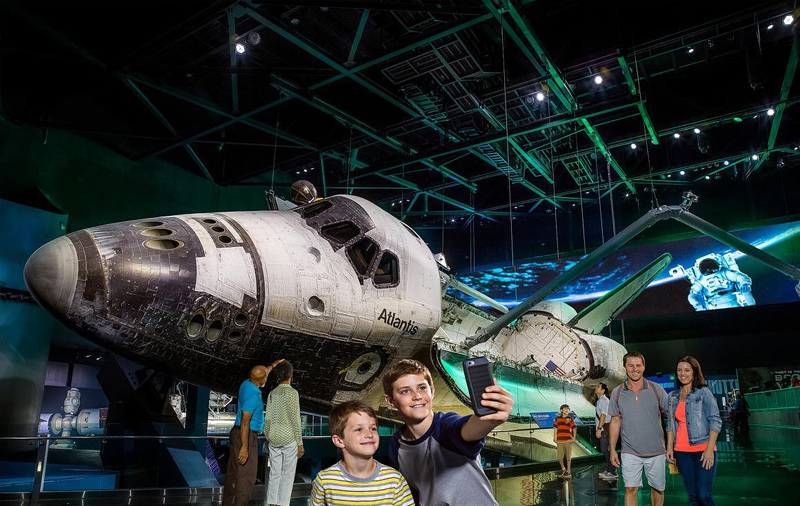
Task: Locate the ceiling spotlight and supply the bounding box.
[303,169,308,172]
[630,143,637,150]
[752,154,759,160]
[666,174,671,178]
[767,23,775,30]
[783,14,794,26]
[673,133,681,139]
[594,75,603,84]
[705,176,711,180]
[291,18,300,25]
[235,42,246,54]
[247,32,261,45]
[767,108,775,116]
[693,128,701,134]
[680,170,686,175]
[625,192,630,197]
[536,92,545,101]
[723,160,729,166]
[687,47,695,54]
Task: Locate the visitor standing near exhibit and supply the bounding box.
[265,360,304,506]
[666,355,722,506]
[223,360,283,506]
[608,351,669,506]
[594,383,617,480]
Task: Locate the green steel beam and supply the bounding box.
[480,0,571,108]
[468,94,553,183]
[125,75,317,156]
[270,75,476,192]
[121,79,214,181]
[617,55,637,95]
[246,6,499,193]
[636,102,659,146]
[490,0,638,191]
[310,14,493,91]
[227,9,240,114]
[501,1,575,110]
[347,9,370,64]
[579,118,636,193]
[243,7,420,119]
[749,35,799,177]
[378,173,495,221]
[619,55,659,145]
[355,99,639,177]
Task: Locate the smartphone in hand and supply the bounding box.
[462,357,497,416]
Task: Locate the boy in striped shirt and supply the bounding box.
[553,404,576,478]
[309,401,414,506]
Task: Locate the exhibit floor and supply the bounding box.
[2,423,796,506]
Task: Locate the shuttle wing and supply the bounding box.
[568,253,673,334]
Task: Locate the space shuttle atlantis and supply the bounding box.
[25,192,799,419]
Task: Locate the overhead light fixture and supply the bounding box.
[680,170,686,175]
[752,154,759,160]
[705,176,711,180]
[767,108,775,116]
[594,75,603,84]
[723,160,729,166]
[535,92,545,101]
[783,14,794,26]
[630,143,637,150]
[693,128,701,134]
[235,42,246,54]
[767,23,775,30]
[687,47,695,54]
[673,133,681,139]
[247,32,261,45]
[733,117,743,122]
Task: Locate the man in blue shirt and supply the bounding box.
[223,360,283,506]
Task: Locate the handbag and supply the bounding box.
[668,461,680,475]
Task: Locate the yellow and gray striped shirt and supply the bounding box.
[264,383,302,447]
[309,461,414,506]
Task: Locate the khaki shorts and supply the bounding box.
[556,441,573,460]
[621,452,666,491]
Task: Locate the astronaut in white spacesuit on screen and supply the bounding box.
[670,252,756,311]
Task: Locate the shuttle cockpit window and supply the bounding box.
[299,199,332,219]
[374,251,399,287]
[347,238,379,278]
[321,221,360,245]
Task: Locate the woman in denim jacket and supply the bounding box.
[666,356,722,506]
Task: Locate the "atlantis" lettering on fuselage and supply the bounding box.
[377,308,418,335]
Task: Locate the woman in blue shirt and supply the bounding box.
[665,355,722,506]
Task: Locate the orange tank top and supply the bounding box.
[675,400,716,452]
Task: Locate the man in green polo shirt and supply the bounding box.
[608,351,669,506]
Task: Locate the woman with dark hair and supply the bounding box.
[666,356,722,506]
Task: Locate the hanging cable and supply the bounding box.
[551,102,560,259]
[270,90,282,191]
[633,51,658,209]
[501,20,519,304]
[595,147,605,244]
[346,124,353,194]
[576,121,587,254]
[607,159,617,236]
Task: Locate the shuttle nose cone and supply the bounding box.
[24,236,79,317]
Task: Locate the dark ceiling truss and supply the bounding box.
[4,0,799,240]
